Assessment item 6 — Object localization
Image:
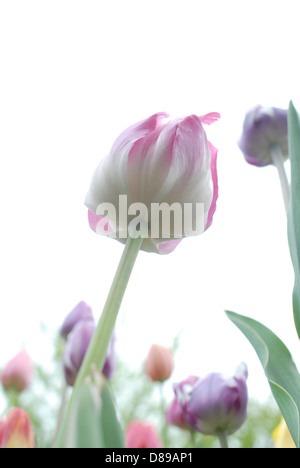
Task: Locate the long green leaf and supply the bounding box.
[226,310,300,447]
[62,376,124,448]
[288,101,300,337]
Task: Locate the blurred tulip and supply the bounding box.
[125,421,163,448]
[174,363,248,437]
[63,320,96,386]
[145,344,173,382]
[0,408,35,448]
[63,320,116,386]
[272,418,296,448]
[85,112,219,254]
[166,398,189,430]
[238,105,288,167]
[1,350,33,393]
[60,301,94,339]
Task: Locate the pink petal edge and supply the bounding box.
[199,112,221,125]
[157,239,182,255]
[205,142,218,230]
[88,210,114,235]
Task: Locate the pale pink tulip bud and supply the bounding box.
[85,112,219,254]
[0,408,35,448]
[125,421,163,448]
[238,105,288,167]
[1,350,33,393]
[60,301,94,339]
[145,344,173,382]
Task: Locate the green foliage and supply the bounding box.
[226,310,300,447]
[110,355,281,448]
[287,101,300,337]
[62,375,124,448]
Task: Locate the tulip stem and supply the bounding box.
[56,235,143,447]
[270,144,290,213]
[217,431,229,449]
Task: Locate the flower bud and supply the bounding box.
[0,408,35,448]
[1,350,33,393]
[85,112,219,254]
[238,105,288,167]
[174,363,248,436]
[63,320,115,386]
[63,320,96,386]
[60,301,94,339]
[125,421,163,448]
[145,344,173,382]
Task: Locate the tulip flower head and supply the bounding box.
[85,112,219,254]
[125,421,163,448]
[60,301,94,339]
[0,408,35,448]
[174,363,248,437]
[1,350,33,393]
[238,105,288,167]
[145,344,173,382]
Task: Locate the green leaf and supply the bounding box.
[226,310,300,447]
[288,101,300,337]
[63,376,124,448]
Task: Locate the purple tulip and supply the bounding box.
[62,321,116,386]
[60,301,94,339]
[63,320,96,386]
[238,105,288,167]
[166,398,189,430]
[174,363,248,436]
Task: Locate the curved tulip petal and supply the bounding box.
[0,408,35,449]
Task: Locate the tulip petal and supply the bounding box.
[205,142,218,230]
[157,239,182,255]
[199,112,221,125]
[0,408,35,448]
[88,210,114,235]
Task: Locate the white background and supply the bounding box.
[0,0,300,408]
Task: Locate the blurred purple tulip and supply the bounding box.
[60,301,94,339]
[174,363,248,436]
[62,320,116,386]
[238,105,288,167]
[63,320,96,386]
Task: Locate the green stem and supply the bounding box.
[56,235,143,447]
[217,431,229,449]
[270,144,290,213]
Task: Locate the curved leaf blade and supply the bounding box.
[288,101,300,337]
[226,310,300,447]
[63,376,124,448]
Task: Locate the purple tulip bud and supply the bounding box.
[174,363,248,436]
[62,320,116,386]
[63,320,96,386]
[60,301,94,339]
[238,105,288,167]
